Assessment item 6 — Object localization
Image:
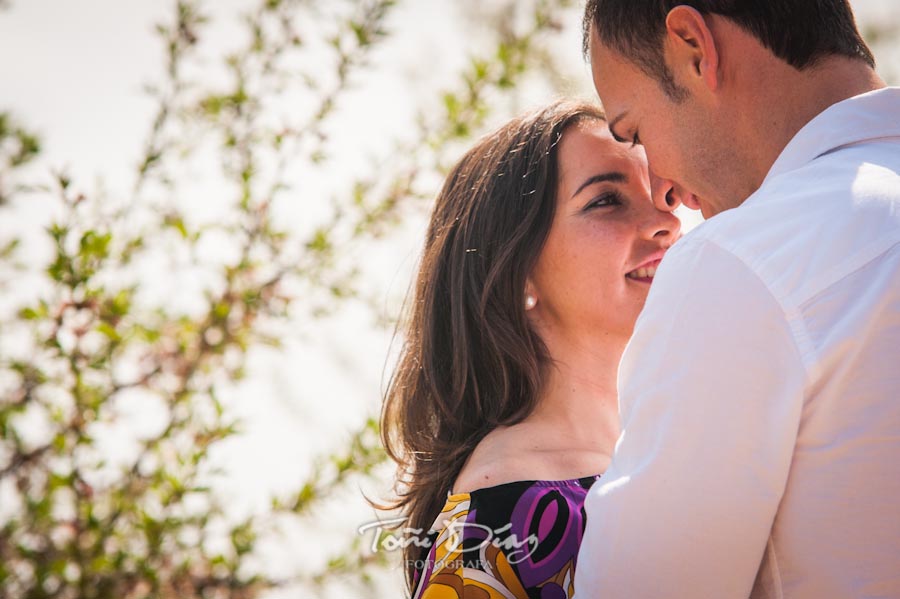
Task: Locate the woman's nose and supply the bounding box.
[641,184,682,242]
[645,209,682,243]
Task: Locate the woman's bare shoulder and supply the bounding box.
[451,435,531,494]
[451,423,607,494]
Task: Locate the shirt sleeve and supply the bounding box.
[574,237,807,598]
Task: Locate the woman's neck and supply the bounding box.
[450,331,624,493]
[525,331,623,456]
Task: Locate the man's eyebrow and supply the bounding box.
[572,171,627,199]
[608,111,628,143]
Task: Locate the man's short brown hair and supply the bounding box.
[583,0,875,98]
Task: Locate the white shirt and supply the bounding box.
[575,87,900,599]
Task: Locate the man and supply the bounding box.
[575,1,900,598]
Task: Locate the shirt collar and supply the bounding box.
[762,86,900,185]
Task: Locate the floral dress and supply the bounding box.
[411,476,601,599]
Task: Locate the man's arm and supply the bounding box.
[575,238,807,598]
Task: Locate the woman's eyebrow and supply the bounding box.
[572,171,627,198]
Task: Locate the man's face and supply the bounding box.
[588,28,738,218]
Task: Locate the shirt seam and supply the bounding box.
[784,235,900,308]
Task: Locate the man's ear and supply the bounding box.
[664,5,720,93]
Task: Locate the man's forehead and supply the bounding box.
[588,34,634,100]
[588,28,629,74]
[588,49,630,128]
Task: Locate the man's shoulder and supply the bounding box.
[677,149,900,306]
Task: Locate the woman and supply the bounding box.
[380,99,681,598]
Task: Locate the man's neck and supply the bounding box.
[743,56,886,201]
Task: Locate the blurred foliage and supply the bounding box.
[863,19,900,85]
[0,0,577,597]
[0,113,41,205]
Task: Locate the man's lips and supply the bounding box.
[666,183,702,211]
[682,192,702,211]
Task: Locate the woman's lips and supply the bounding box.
[626,258,662,282]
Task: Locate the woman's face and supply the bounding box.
[527,120,681,342]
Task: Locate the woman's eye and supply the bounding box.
[586,192,622,210]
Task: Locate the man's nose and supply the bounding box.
[650,173,681,213]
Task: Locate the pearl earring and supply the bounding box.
[524,294,537,310]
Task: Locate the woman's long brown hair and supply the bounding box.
[380,100,606,592]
